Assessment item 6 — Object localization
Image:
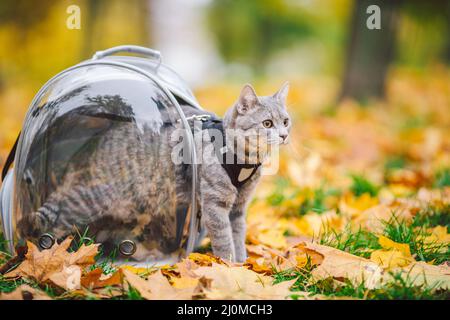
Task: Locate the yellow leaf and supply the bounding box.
[370,250,412,269]
[339,193,378,217]
[121,265,151,276]
[257,229,287,249]
[378,235,411,256]
[423,226,450,245]
[188,253,225,266]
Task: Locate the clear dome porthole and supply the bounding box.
[0,46,201,264]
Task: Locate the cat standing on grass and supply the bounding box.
[19,83,291,263]
[194,83,291,262]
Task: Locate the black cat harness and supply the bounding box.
[185,114,261,189]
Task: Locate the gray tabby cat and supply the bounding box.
[194,83,291,262]
[18,83,290,263]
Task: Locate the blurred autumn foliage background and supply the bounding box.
[0,0,449,300]
[0,0,449,166]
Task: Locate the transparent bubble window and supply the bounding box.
[11,64,195,262]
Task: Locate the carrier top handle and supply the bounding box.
[92,45,162,65]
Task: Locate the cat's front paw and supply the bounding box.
[212,246,236,263]
[234,250,247,263]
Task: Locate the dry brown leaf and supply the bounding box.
[390,261,450,290]
[171,276,200,289]
[288,243,325,267]
[5,238,73,281]
[293,242,383,289]
[122,269,201,300]
[66,243,100,267]
[175,258,200,278]
[4,237,100,291]
[245,244,286,274]
[81,268,123,289]
[193,263,297,300]
[49,265,82,290]
[0,285,52,300]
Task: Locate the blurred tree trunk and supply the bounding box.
[339,0,401,102]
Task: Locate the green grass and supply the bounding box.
[320,227,381,259]
[266,183,341,216]
[298,188,341,215]
[0,233,9,258]
[310,207,450,299]
[320,206,449,264]
[383,213,449,265]
[350,175,379,197]
[266,177,290,206]
[0,276,24,294]
[0,202,448,300]
[384,156,407,171]
[434,168,450,188]
[412,205,450,230]
[274,267,450,300]
[299,189,328,215]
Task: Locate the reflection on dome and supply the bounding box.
[7,61,199,263]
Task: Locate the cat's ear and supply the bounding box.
[237,84,259,114]
[273,81,289,105]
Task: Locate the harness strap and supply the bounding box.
[191,115,261,189]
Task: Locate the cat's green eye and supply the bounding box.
[283,119,289,127]
[263,120,273,128]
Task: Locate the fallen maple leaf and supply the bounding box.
[49,265,82,291]
[192,263,297,300]
[370,250,413,269]
[81,268,123,289]
[370,236,414,269]
[66,243,100,267]
[5,238,73,282]
[244,244,288,274]
[175,258,201,278]
[171,276,200,289]
[122,269,201,300]
[390,261,450,290]
[188,252,227,266]
[378,235,411,256]
[292,242,383,289]
[4,237,100,291]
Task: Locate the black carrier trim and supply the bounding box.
[1,132,20,181]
